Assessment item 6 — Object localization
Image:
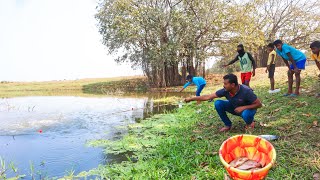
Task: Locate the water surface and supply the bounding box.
[0,94,185,178]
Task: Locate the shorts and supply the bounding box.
[196,84,206,96]
[241,72,252,84]
[268,64,275,78]
[290,59,306,70]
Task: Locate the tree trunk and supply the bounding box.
[256,46,269,67]
[181,62,187,84]
[172,62,181,86]
[202,61,205,78]
[186,55,196,76]
[164,61,181,87]
[195,58,199,76]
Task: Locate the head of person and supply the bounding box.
[186,75,193,82]
[267,43,275,53]
[237,44,245,55]
[223,74,238,92]
[310,41,320,55]
[273,40,283,51]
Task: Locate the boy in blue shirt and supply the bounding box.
[185,74,262,132]
[180,75,206,96]
[273,40,306,97]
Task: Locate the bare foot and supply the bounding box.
[245,121,255,130]
[219,126,231,132]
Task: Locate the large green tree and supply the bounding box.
[96,0,237,87]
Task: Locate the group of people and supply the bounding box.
[180,40,320,132]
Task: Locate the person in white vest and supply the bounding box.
[223,44,256,88]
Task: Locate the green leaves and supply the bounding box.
[96,0,320,86]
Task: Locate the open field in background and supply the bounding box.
[0,76,145,97]
[1,65,318,97]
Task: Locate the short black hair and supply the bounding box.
[237,44,244,49]
[267,43,274,48]
[223,74,238,85]
[273,39,283,45]
[310,41,320,48]
[186,75,193,81]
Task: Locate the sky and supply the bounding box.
[0,0,142,82]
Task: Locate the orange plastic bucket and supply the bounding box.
[219,134,276,180]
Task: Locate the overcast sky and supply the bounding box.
[0,0,142,82]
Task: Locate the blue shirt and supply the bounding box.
[183,77,206,89]
[215,85,257,108]
[275,43,306,62]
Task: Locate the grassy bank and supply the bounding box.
[82,66,320,179]
[1,66,319,179]
[82,78,148,94]
[0,76,144,97]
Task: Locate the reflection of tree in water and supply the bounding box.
[103,151,136,164]
[131,97,177,122]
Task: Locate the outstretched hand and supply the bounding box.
[293,67,300,74]
[184,98,191,103]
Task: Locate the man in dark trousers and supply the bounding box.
[223,44,256,87]
[185,74,262,132]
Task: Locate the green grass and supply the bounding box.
[81,66,320,179]
[0,76,144,97]
[82,78,149,94]
[1,66,319,179]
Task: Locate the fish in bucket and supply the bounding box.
[219,134,276,180]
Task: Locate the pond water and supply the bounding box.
[0,93,188,179]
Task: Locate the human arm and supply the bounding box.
[247,53,256,76]
[234,98,262,113]
[185,93,219,103]
[223,56,239,67]
[270,54,275,64]
[287,52,299,73]
[266,54,275,73]
[316,61,320,71]
[180,81,191,92]
[282,57,290,69]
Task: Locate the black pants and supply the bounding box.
[268,64,275,78]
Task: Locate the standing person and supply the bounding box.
[179,75,206,96]
[223,44,256,87]
[185,74,262,132]
[310,41,320,97]
[265,43,280,93]
[273,40,307,97]
[310,41,320,73]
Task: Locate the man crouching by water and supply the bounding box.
[185,74,262,132]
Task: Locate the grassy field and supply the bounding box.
[1,66,319,179]
[0,76,145,97]
[81,65,320,179]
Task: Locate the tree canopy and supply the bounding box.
[96,0,320,87]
